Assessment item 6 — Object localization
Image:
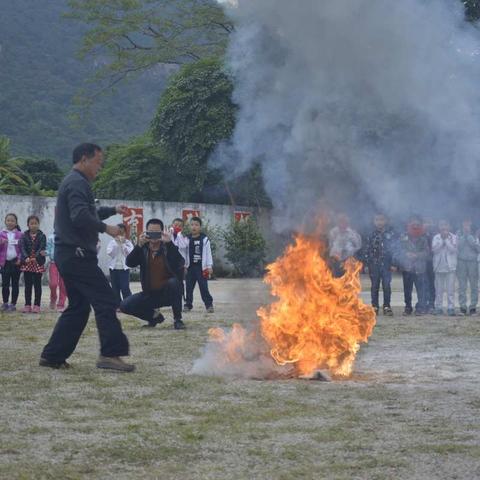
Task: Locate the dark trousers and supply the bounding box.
[110,269,132,306]
[1,259,20,304]
[41,249,129,363]
[369,264,392,308]
[402,271,427,313]
[120,277,183,323]
[185,264,213,308]
[425,260,435,310]
[24,271,43,306]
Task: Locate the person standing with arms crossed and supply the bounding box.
[40,143,134,372]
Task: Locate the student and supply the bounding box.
[46,233,67,312]
[184,217,214,313]
[364,213,397,316]
[120,218,185,329]
[328,213,362,277]
[107,224,134,307]
[170,218,188,264]
[19,215,47,313]
[432,220,457,316]
[0,213,23,312]
[394,215,429,316]
[456,218,480,315]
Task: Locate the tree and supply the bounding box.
[66,0,233,91]
[0,137,50,196]
[151,57,236,194]
[223,217,266,277]
[464,0,480,21]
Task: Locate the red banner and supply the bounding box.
[123,208,144,245]
[234,211,251,222]
[182,209,201,222]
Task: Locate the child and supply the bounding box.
[184,217,214,313]
[393,215,429,316]
[19,215,47,313]
[0,213,23,312]
[432,220,457,316]
[456,217,480,315]
[107,224,134,307]
[328,213,362,277]
[46,233,67,312]
[171,218,188,264]
[364,213,397,316]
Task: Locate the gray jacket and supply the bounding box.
[456,231,480,262]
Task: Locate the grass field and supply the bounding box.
[1,277,480,479]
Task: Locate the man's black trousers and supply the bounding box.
[41,249,129,363]
[120,277,183,324]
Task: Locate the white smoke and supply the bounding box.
[214,0,480,228]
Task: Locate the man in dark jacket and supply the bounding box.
[40,143,134,372]
[120,218,186,329]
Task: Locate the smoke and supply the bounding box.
[214,0,480,229]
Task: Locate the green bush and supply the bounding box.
[223,218,266,277]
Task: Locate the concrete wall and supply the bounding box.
[0,195,278,274]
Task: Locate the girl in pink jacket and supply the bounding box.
[0,213,23,312]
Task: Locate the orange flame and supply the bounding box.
[206,234,376,379]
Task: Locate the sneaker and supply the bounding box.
[32,306,41,314]
[448,309,456,317]
[1,303,8,312]
[22,305,32,314]
[174,319,186,330]
[383,306,393,316]
[7,304,16,312]
[469,308,477,316]
[49,302,56,310]
[206,306,215,313]
[183,305,192,312]
[39,357,71,369]
[403,308,413,316]
[373,306,379,315]
[460,308,467,316]
[96,356,135,372]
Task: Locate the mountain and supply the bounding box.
[0,0,168,165]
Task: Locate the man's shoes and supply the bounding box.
[96,356,135,372]
[153,312,165,325]
[183,305,192,312]
[403,308,413,316]
[470,308,477,316]
[174,319,186,330]
[39,357,71,369]
[383,306,393,316]
[141,323,157,328]
[206,306,214,313]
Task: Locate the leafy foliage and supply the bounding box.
[151,57,236,192]
[19,158,65,192]
[67,0,233,88]
[222,217,266,277]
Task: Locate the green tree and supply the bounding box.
[67,0,233,90]
[0,137,49,196]
[151,57,236,194]
[223,217,266,277]
[19,158,65,191]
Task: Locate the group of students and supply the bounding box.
[0,211,214,321]
[0,213,66,314]
[329,212,480,316]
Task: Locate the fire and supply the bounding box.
[204,234,376,379]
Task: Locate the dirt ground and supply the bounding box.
[1,275,480,479]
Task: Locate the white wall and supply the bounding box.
[0,195,278,273]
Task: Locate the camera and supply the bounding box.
[146,231,162,240]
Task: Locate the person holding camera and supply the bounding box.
[40,143,134,372]
[107,224,134,307]
[119,218,186,330]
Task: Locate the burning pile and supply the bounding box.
[192,234,376,380]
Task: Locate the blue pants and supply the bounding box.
[402,271,427,313]
[109,269,132,307]
[185,264,213,308]
[369,264,392,308]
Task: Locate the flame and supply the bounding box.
[204,234,376,379]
